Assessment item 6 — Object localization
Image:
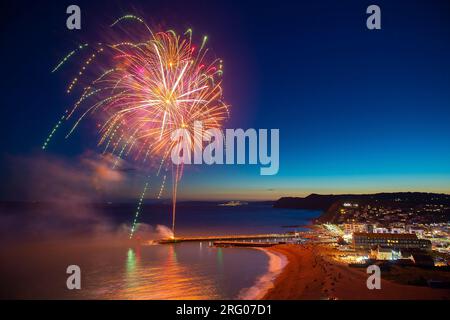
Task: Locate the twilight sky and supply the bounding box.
[1,0,450,201]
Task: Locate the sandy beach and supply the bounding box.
[262,244,450,300]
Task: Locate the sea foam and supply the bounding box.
[237,248,288,300]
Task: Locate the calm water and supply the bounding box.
[0,203,320,299]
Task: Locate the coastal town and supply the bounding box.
[320,200,450,262]
[179,196,450,299]
[260,194,450,299]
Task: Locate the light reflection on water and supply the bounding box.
[73,242,267,300]
[107,245,220,299]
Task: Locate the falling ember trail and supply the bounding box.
[171,164,182,238]
[157,174,167,199]
[42,113,67,150]
[129,182,149,239]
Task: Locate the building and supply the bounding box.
[406,226,425,238]
[371,226,406,234]
[353,232,432,251]
[343,203,359,208]
[390,227,405,234]
[373,227,389,234]
[370,246,401,260]
[343,223,367,235]
[412,253,435,267]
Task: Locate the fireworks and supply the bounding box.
[50,15,229,238]
[129,182,149,239]
[42,113,66,150]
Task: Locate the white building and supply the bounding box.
[390,227,405,234]
[373,227,389,234]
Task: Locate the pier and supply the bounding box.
[213,241,279,247]
[158,232,304,244]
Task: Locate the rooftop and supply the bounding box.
[353,232,418,240]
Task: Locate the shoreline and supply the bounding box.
[237,248,288,300]
[261,243,450,300]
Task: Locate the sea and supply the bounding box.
[0,202,320,299]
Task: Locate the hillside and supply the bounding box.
[274,192,450,223]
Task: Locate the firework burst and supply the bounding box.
[50,15,230,238]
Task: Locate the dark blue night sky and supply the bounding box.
[1,0,450,200]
